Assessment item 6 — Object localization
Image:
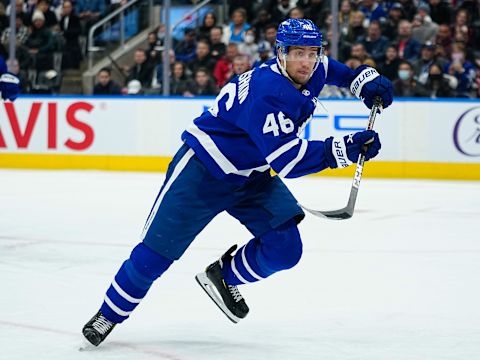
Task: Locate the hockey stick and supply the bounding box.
[300,96,383,220]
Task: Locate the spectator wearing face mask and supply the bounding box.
[393,60,429,97]
[424,62,456,98]
[237,28,258,64]
[443,42,476,97]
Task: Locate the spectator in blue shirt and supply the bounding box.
[360,20,389,64]
[222,7,250,44]
[359,0,387,26]
[444,42,476,97]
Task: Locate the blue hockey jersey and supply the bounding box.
[181,57,356,184]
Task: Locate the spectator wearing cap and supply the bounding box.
[93,68,122,95]
[175,28,197,63]
[222,7,251,44]
[383,2,405,41]
[428,0,451,25]
[359,20,389,64]
[25,10,55,71]
[126,79,143,95]
[379,45,401,81]
[359,0,387,27]
[395,20,421,62]
[209,26,226,61]
[252,41,272,68]
[412,42,438,85]
[411,3,439,44]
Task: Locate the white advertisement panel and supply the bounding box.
[0,97,479,166]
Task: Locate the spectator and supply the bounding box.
[6,58,28,93]
[397,0,417,21]
[35,0,58,29]
[60,0,82,69]
[175,28,197,63]
[451,9,475,46]
[271,0,296,23]
[124,48,154,88]
[263,23,278,50]
[339,0,354,37]
[251,7,271,36]
[237,28,258,64]
[393,60,429,96]
[25,10,55,71]
[187,39,216,75]
[396,20,421,62]
[146,31,161,65]
[359,0,387,26]
[213,43,238,87]
[435,24,453,58]
[198,12,217,40]
[1,14,29,48]
[443,42,476,97]
[345,11,366,44]
[152,48,175,90]
[7,0,30,27]
[288,7,305,19]
[209,26,226,61]
[227,54,250,83]
[170,61,190,96]
[252,41,272,68]
[0,4,8,32]
[93,67,122,95]
[411,4,439,44]
[428,0,451,25]
[350,43,376,67]
[383,2,406,41]
[185,67,218,96]
[457,0,480,22]
[412,42,440,85]
[303,0,330,28]
[360,20,389,64]
[379,45,401,81]
[424,62,456,98]
[222,7,250,44]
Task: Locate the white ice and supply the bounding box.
[1,169,479,360]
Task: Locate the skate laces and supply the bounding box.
[228,285,243,302]
[92,315,114,335]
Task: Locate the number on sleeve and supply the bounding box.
[263,113,280,136]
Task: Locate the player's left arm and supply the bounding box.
[0,56,20,101]
[323,57,393,110]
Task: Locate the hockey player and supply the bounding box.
[82,19,393,346]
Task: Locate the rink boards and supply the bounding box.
[0,96,479,180]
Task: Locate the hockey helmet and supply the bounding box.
[276,19,322,52]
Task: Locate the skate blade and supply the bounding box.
[78,338,97,351]
[195,272,241,324]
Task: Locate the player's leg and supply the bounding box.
[196,174,304,322]
[83,144,235,345]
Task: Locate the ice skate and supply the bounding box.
[195,245,249,323]
[82,311,116,346]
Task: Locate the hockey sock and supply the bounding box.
[100,242,173,323]
[222,219,302,285]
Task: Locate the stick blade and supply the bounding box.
[300,204,353,220]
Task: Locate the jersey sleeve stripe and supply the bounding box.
[278,140,308,178]
[186,123,238,174]
[266,138,300,164]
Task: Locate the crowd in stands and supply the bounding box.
[1,0,478,97]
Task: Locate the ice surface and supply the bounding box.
[1,169,479,360]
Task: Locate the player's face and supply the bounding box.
[283,46,319,85]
